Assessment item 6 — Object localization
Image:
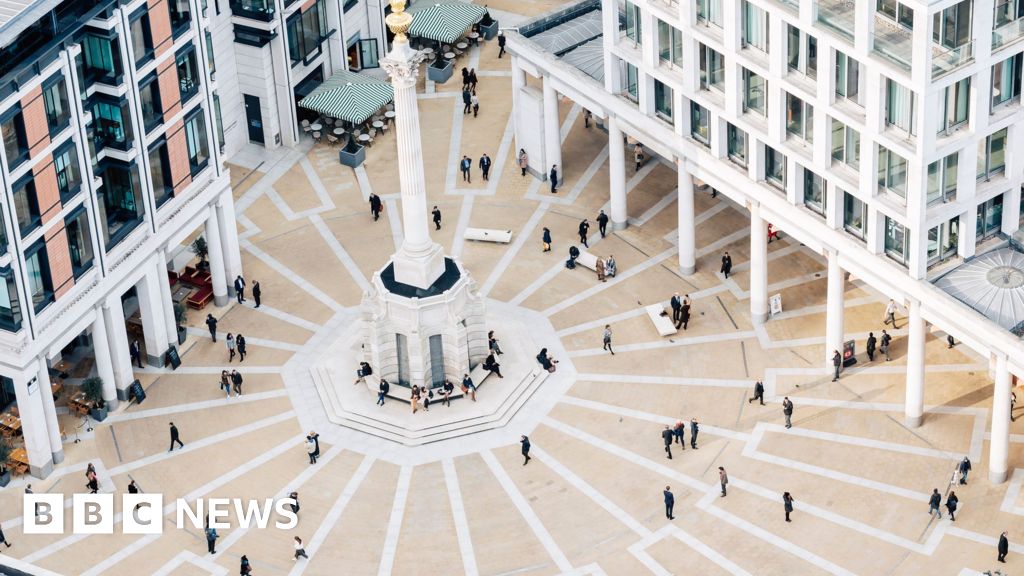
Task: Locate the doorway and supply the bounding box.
[243,94,264,144]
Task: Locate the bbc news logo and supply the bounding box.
[24,495,298,534]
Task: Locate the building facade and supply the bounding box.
[507,0,1024,482]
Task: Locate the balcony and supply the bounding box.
[932,40,973,78]
[817,0,855,40]
[993,17,1024,51]
[872,15,913,69]
[229,0,275,21]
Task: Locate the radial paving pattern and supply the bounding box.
[3,6,1024,576]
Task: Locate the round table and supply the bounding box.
[384,111,396,120]
[358,134,371,143]
[468,33,479,39]
[456,42,468,50]
[310,123,323,131]
[422,47,434,55]
[445,52,456,60]
[333,127,346,135]
[372,121,384,133]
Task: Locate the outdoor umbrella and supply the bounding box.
[298,70,394,127]
[407,2,487,44]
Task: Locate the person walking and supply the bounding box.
[432,206,442,230]
[596,256,606,282]
[497,31,506,57]
[461,66,470,89]
[549,165,558,193]
[634,143,644,172]
[0,522,13,548]
[690,418,700,449]
[542,227,552,252]
[880,330,892,361]
[749,379,765,405]
[521,435,531,465]
[578,219,590,247]
[719,467,729,497]
[377,378,389,406]
[884,299,898,328]
[662,425,674,459]
[488,331,503,356]
[462,87,472,114]
[866,332,876,361]
[518,149,529,177]
[130,339,143,369]
[468,68,478,91]
[460,155,472,183]
[603,325,614,355]
[672,420,685,447]
[678,301,691,330]
[369,192,383,221]
[169,422,184,451]
[483,352,503,378]
[234,275,246,303]
[471,91,480,117]
[309,431,320,460]
[947,334,956,348]
[231,370,243,396]
[958,456,972,484]
[293,536,308,561]
[671,293,682,324]
[479,153,492,181]
[720,252,733,279]
[999,531,1009,563]
[226,333,236,362]
[206,526,218,554]
[831,349,842,382]
[239,555,252,575]
[206,314,218,342]
[928,488,942,519]
[306,436,317,464]
[584,109,592,128]
[664,486,675,520]
[220,370,231,399]
[596,210,609,237]
[946,491,958,521]
[783,492,794,522]
[782,397,794,428]
[236,334,247,362]
[252,281,262,308]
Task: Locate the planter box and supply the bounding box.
[177,327,187,345]
[0,471,9,487]
[339,144,366,168]
[90,406,108,422]
[481,20,499,40]
[427,60,453,84]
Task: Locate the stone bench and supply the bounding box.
[370,362,495,403]
[645,304,677,337]
[573,250,599,271]
[464,227,512,243]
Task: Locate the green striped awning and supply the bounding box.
[407,2,487,44]
[298,70,394,125]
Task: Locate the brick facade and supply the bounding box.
[31,160,60,226]
[157,59,182,120]
[148,0,174,59]
[164,119,191,194]
[20,87,50,160]
[44,225,74,299]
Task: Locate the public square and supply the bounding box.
[1,2,1021,575]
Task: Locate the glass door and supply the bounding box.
[976,195,1004,240]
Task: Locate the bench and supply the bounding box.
[645,304,677,337]
[573,250,599,271]
[464,227,512,243]
[186,286,213,309]
[374,361,495,403]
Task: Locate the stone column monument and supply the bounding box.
[360,0,487,389]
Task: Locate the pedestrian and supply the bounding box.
[377,378,389,406]
[832,349,842,382]
[959,456,972,484]
[411,385,421,414]
[354,361,373,385]
[866,332,876,361]
[130,339,143,369]
[471,91,480,117]
[441,379,453,407]
[671,293,682,323]
[169,422,184,451]
[677,301,691,330]
[518,149,528,177]
[206,525,218,554]
[536,349,558,372]
[720,251,732,279]
[236,334,247,362]
[634,143,644,171]
[479,153,491,181]
[461,66,470,89]
[928,488,942,519]
[782,397,794,428]
[662,425,673,459]
[483,352,503,378]
[128,479,139,496]
[596,256,606,282]
[468,68,478,91]
[596,210,609,237]
[947,334,955,348]
[549,164,558,193]
[521,435,531,465]
[293,536,308,561]
[488,331,503,355]
[308,430,320,460]
[946,491,958,521]
[767,223,779,243]
[605,255,617,277]
[252,281,261,308]
[306,436,317,464]
[603,325,614,355]
[884,299,898,328]
[461,373,477,401]
[999,531,1009,563]
[462,87,471,114]
[672,420,685,447]
[497,31,506,57]
[460,155,472,183]
[542,227,552,252]
[578,219,590,247]
[240,555,252,575]
[749,379,765,405]
[87,475,99,494]
[206,314,218,341]
[423,386,432,411]
[783,492,794,522]
[234,275,246,303]
[226,333,236,362]
[690,418,699,448]
[432,205,442,230]
[719,467,728,496]
[584,109,592,128]
[880,330,891,361]
[0,523,13,548]
[369,192,383,221]
[220,370,231,399]
[231,370,243,396]
[664,486,675,519]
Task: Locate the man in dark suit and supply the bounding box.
[369,193,383,221]
[549,165,558,193]
[130,339,143,369]
[169,422,184,451]
[749,380,765,405]
[479,154,492,181]
[999,531,1009,563]
[662,425,674,459]
[690,418,700,449]
[832,350,842,382]
[866,332,876,361]
[678,303,691,330]
[234,275,245,303]
[206,314,218,342]
[663,486,675,520]
[670,293,682,324]
[432,206,442,230]
[252,281,261,308]
[520,435,531,465]
[720,252,732,278]
[596,210,609,237]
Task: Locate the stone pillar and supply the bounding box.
[103,299,134,400]
[511,56,525,153]
[905,299,926,427]
[36,358,63,464]
[216,193,243,291]
[825,251,844,366]
[157,250,179,346]
[749,203,769,324]
[543,78,562,182]
[91,310,119,412]
[11,371,53,478]
[608,117,627,230]
[136,261,171,367]
[990,354,1012,483]
[205,207,230,307]
[677,159,695,275]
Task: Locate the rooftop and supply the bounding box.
[519,0,605,82]
[934,243,1024,337]
[0,0,58,42]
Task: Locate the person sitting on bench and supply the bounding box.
[536,348,558,372]
[483,353,503,378]
[566,245,580,269]
[354,362,372,385]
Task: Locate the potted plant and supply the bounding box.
[0,439,12,487]
[191,237,209,271]
[174,302,188,345]
[82,377,108,422]
[427,56,454,84]
[339,137,366,168]
[479,11,500,40]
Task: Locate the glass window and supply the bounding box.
[359,38,379,69]
[995,0,1024,27]
[185,111,210,175]
[786,93,813,142]
[658,20,683,66]
[992,53,1022,110]
[742,1,769,52]
[176,47,201,102]
[830,119,860,169]
[1,111,28,168]
[0,267,22,331]
[931,0,972,49]
[205,30,216,75]
[697,0,723,26]
[699,44,725,91]
[54,144,81,201]
[213,93,225,150]
[742,68,766,115]
[149,141,173,208]
[803,169,825,214]
[139,75,162,132]
[92,98,134,151]
[65,207,94,279]
[12,177,40,236]
[765,146,786,189]
[786,25,817,77]
[97,163,146,248]
[168,0,192,37]
[977,127,1008,179]
[624,63,639,101]
[287,0,327,64]
[835,51,861,104]
[927,153,958,205]
[977,195,1004,238]
[24,240,53,313]
[625,1,642,43]
[727,123,747,167]
[927,218,959,265]
[938,77,970,134]
[42,77,70,135]
[690,102,709,145]
[884,216,909,266]
[81,33,123,85]
[843,192,867,239]
[885,78,917,135]
[877,145,908,198]
[130,12,154,66]
[654,80,674,121]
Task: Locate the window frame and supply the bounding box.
[727,123,748,167]
[64,205,94,279]
[53,140,81,203]
[11,173,40,237]
[764,146,787,189]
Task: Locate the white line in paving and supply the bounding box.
[185,327,302,351]
[353,165,374,201]
[484,115,516,196]
[628,188,677,227]
[671,526,755,576]
[135,365,284,376]
[480,450,574,572]
[251,304,322,332]
[558,395,750,442]
[626,525,674,576]
[756,421,965,460]
[560,104,582,142]
[80,534,161,576]
[377,465,413,576]
[575,373,752,389]
[241,241,342,312]
[542,246,678,317]
[479,200,547,296]
[309,214,371,292]
[298,156,338,211]
[443,458,480,576]
[450,194,474,257]
[567,330,757,357]
[106,390,289,423]
[445,90,467,194]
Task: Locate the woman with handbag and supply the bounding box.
[536,349,558,372]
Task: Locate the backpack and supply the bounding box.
[565,259,576,269]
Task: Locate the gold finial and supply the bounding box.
[386,0,413,42]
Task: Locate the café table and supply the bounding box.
[444,52,456,60]
[333,127,346,135]
[310,123,323,132]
